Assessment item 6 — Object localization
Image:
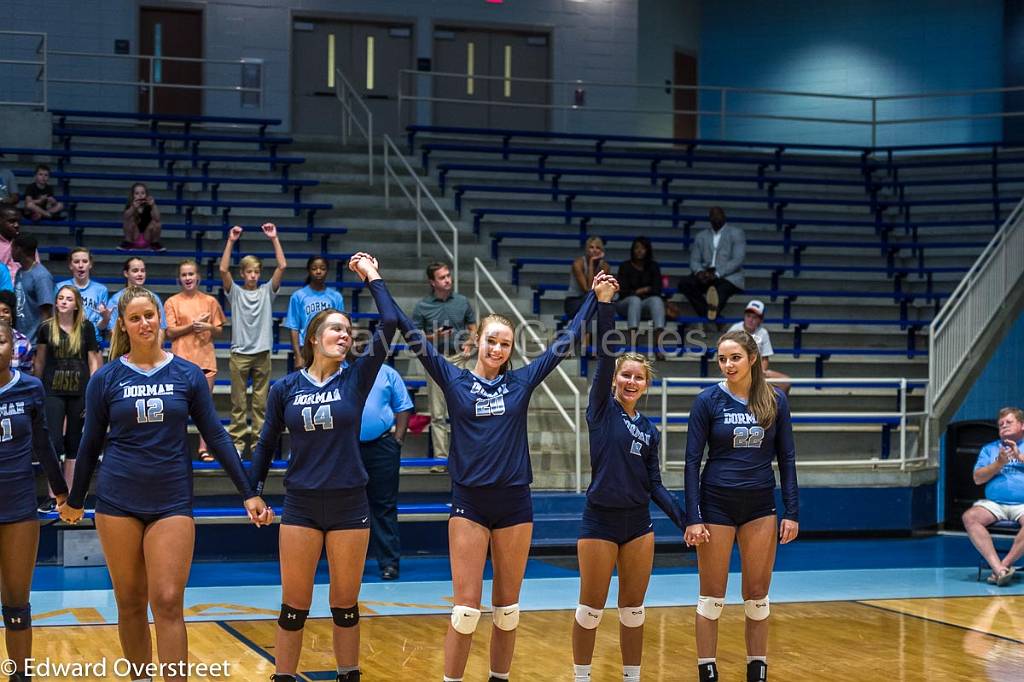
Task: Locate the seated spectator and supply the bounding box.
[0,155,18,207]
[728,299,790,394]
[22,164,64,222]
[566,236,611,318]
[962,407,1024,586]
[0,289,33,371]
[105,256,168,336]
[615,236,666,358]
[120,182,165,252]
[12,234,53,344]
[677,206,745,322]
[284,255,346,369]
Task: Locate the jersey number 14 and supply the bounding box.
[301,405,335,431]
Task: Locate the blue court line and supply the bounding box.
[214,620,275,664]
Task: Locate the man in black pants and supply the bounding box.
[677,206,746,322]
[359,363,414,580]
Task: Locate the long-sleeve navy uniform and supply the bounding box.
[0,371,68,522]
[398,291,598,488]
[684,382,798,524]
[68,354,254,512]
[586,302,685,529]
[249,279,398,493]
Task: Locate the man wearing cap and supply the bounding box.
[729,299,790,393]
[677,206,745,322]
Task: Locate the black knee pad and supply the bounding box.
[278,603,309,631]
[331,605,359,628]
[2,603,31,631]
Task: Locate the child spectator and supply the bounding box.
[219,223,287,456]
[120,182,164,252]
[55,246,109,344]
[105,256,167,335]
[0,289,33,371]
[12,234,53,344]
[284,255,346,369]
[34,284,102,512]
[165,258,226,462]
[22,164,64,222]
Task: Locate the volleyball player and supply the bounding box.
[249,253,396,682]
[0,320,68,682]
[572,274,685,682]
[59,286,272,682]
[683,331,798,682]
[395,273,601,682]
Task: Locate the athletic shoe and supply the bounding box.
[150,241,167,253]
[118,241,134,251]
[381,565,399,581]
[698,662,719,682]
[747,660,767,681]
[337,671,360,682]
[430,464,448,474]
[37,498,57,513]
[705,286,720,321]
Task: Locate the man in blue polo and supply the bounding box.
[359,363,414,581]
[962,406,1024,586]
[412,261,476,473]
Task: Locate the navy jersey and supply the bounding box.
[0,370,67,494]
[398,289,598,488]
[585,302,684,529]
[68,354,254,512]
[684,382,798,524]
[249,279,398,493]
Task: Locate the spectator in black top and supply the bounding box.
[120,182,164,252]
[22,165,64,223]
[34,284,102,512]
[615,237,666,358]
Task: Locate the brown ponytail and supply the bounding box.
[716,330,778,429]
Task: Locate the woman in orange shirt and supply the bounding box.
[164,259,226,461]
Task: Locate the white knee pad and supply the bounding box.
[696,595,724,621]
[575,604,603,629]
[618,605,645,628]
[492,603,520,631]
[451,605,481,635]
[744,597,770,621]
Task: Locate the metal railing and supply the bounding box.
[928,197,1024,417]
[0,31,47,109]
[335,67,374,185]
[659,377,929,471]
[398,69,1018,146]
[382,134,460,288]
[473,257,584,492]
[0,31,262,113]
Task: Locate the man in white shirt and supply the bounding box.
[728,299,790,393]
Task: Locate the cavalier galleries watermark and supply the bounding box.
[2,657,232,678]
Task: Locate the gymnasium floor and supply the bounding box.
[10,536,1024,680]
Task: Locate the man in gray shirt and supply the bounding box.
[12,235,53,343]
[412,261,476,471]
[677,206,746,322]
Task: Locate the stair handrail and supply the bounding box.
[473,257,583,492]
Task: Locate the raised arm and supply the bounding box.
[388,283,459,387]
[262,222,288,292]
[646,430,685,530]
[586,273,619,423]
[219,226,241,293]
[521,287,599,389]
[347,254,399,395]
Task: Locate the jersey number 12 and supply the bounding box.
[301,405,335,431]
[135,398,165,424]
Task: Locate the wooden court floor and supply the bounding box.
[8,596,1024,680]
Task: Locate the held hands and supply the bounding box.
[261,222,278,240]
[684,523,710,547]
[58,502,84,525]
[592,271,619,303]
[245,496,274,527]
[228,225,243,242]
[348,252,381,282]
[779,519,799,544]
